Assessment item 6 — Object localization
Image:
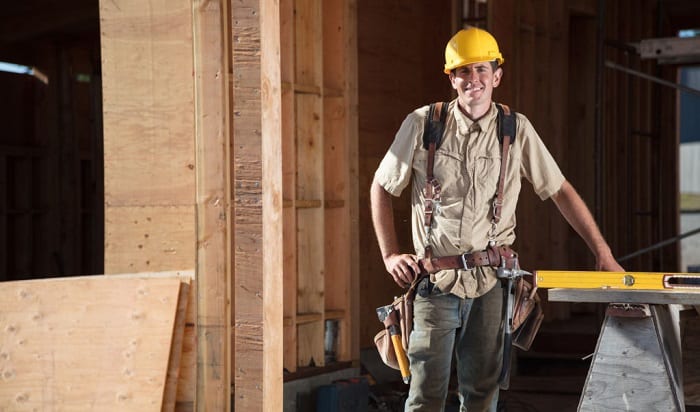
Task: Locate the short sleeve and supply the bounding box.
[374,111,424,196]
[518,115,566,200]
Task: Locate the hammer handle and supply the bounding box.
[391,333,411,384]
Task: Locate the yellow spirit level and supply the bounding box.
[535,271,700,291]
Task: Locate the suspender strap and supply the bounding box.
[492,104,516,225]
[423,101,449,151]
[423,102,448,258]
[423,102,517,254]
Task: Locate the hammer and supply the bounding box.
[496,265,532,389]
[376,304,411,384]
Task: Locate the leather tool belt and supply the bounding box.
[418,245,518,274]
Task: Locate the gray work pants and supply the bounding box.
[405,283,504,412]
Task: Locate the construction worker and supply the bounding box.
[370,27,624,411]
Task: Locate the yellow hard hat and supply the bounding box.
[444,27,504,74]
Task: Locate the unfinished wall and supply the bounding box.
[278,0,359,376]
[102,0,358,409]
[100,0,219,410]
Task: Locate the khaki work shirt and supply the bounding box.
[374,100,565,298]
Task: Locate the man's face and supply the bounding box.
[449,61,502,110]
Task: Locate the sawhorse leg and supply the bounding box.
[579,304,684,411]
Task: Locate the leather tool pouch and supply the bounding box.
[374,278,421,370]
[511,275,543,351]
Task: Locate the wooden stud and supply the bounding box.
[293,0,325,368]
[280,0,299,373]
[193,0,231,410]
[261,0,285,409]
[321,0,351,361]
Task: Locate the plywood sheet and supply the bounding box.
[0,275,183,411]
[100,0,195,206]
[103,270,195,410]
[105,205,195,274]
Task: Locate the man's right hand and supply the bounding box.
[383,253,422,288]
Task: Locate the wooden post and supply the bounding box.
[193,0,231,410]
[261,0,285,410]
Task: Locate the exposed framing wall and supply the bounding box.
[280,0,359,374]
[101,0,358,410]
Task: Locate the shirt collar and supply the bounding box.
[452,101,498,136]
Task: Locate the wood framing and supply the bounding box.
[260,0,285,410]
[193,1,231,410]
[279,0,359,374]
[231,0,269,409]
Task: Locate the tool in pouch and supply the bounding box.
[373,102,544,388]
[374,273,424,384]
[492,103,544,390]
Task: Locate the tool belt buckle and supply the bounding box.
[460,253,473,270]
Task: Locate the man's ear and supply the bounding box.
[448,71,457,89]
[493,67,503,87]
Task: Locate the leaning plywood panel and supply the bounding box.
[104,270,195,411]
[0,275,183,411]
[163,279,190,412]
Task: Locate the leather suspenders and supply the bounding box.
[422,102,449,259]
[422,102,516,255]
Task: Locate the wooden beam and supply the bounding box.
[261,0,285,409]
[193,0,231,410]
[231,0,268,409]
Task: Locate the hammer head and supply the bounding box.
[496,267,532,280]
[376,305,394,323]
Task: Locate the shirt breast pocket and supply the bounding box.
[433,149,466,196]
[430,150,467,244]
[475,155,501,211]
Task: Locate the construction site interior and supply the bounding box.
[1,0,700,411]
